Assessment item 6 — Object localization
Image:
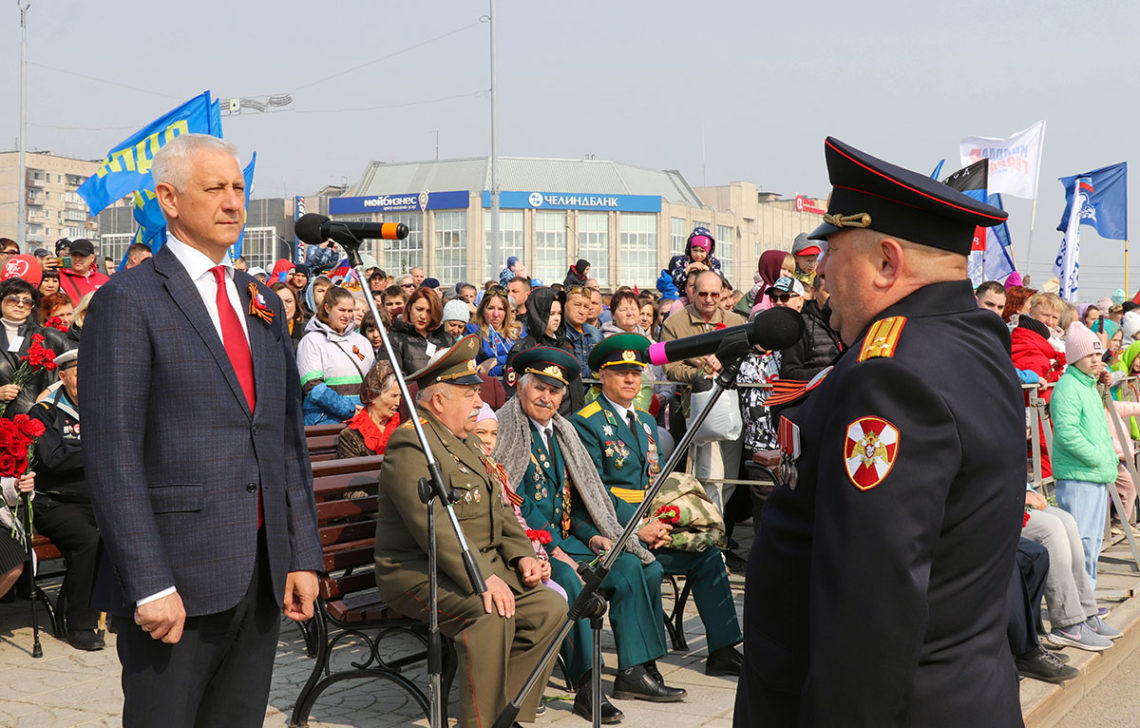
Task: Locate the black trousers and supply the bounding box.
[34,498,100,631]
[1008,537,1049,657]
[114,530,280,728]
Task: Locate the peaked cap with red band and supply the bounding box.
[809,137,1009,255]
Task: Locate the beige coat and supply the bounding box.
[660,303,746,384]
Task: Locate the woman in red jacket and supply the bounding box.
[1011,292,1066,477]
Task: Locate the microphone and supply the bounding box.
[647,306,805,366]
[294,213,409,247]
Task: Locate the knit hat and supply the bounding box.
[1122,310,1140,345]
[476,403,496,422]
[507,256,520,269]
[1065,321,1103,363]
[1004,271,1023,290]
[442,299,470,323]
[1112,288,1127,305]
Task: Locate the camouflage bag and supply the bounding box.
[648,472,726,552]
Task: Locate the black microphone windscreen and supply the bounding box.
[751,305,806,350]
[295,213,329,245]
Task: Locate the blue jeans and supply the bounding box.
[1054,479,1109,588]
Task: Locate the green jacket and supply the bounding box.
[570,396,657,527]
[1051,366,1116,484]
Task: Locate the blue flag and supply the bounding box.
[983,193,1015,282]
[78,91,216,216]
[231,153,258,262]
[1056,162,1128,240]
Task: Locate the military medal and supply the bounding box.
[602,424,614,436]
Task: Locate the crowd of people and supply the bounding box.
[2,133,1139,728]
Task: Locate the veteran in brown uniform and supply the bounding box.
[374,335,565,728]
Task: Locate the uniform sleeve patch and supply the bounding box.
[844,416,900,490]
[858,316,907,362]
[577,400,602,419]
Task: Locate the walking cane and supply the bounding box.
[19,491,42,658]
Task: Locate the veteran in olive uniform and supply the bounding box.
[374,336,565,728]
[572,334,744,677]
[493,346,688,712]
[734,139,1026,727]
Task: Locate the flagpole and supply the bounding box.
[1024,120,1046,278]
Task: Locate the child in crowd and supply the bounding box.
[1050,322,1118,599]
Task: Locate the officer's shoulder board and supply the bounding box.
[858,316,907,363]
[576,400,602,419]
[400,417,429,429]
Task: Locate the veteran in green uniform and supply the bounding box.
[571,334,744,677]
[493,346,688,711]
[374,336,565,728]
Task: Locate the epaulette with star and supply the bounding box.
[858,316,907,362]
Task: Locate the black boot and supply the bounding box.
[706,645,743,676]
[572,670,624,724]
[612,664,687,703]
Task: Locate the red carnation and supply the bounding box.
[0,451,19,478]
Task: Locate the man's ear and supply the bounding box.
[155,182,179,221]
[871,237,906,290]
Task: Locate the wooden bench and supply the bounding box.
[290,455,457,728]
[304,423,343,462]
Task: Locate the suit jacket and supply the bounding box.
[80,245,323,617]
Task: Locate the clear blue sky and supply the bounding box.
[3,0,1138,299]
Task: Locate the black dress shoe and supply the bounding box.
[572,671,623,724]
[1015,646,1078,684]
[67,629,104,652]
[706,645,743,676]
[612,665,686,703]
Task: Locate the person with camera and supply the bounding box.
[304,237,340,274]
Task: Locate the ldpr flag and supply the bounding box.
[78,91,218,216]
[960,121,1045,199]
[1053,162,1128,301]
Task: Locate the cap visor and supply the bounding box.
[808,222,840,241]
[448,373,485,386]
[533,373,567,389]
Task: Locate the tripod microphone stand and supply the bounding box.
[317,233,487,728]
[491,330,757,728]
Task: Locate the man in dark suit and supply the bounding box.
[735,138,1025,727]
[81,133,323,728]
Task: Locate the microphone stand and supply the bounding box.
[491,330,755,728]
[333,236,487,728]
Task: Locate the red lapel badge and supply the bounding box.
[248,282,275,325]
[843,416,899,491]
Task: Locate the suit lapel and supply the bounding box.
[235,272,271,418]
[153,246,251,418]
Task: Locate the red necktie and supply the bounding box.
[211,266,262,528]
[211,266,256,411]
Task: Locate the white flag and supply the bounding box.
[1052,176,1088,302]
[960,121,1045,199]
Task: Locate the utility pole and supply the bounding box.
[488,0,500,280]
[432,130,439,160]
[17,1,30,250]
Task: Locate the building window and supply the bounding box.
[434,211,467,286]
[383,213,423,275]
[533,211,567,286]
[240,227,278,271]
[619,213,657,290]
[577,213,609,287]
[484,210,525,281]
[100,233,134,268]
[671,217,687,255]
[717,224,734,280]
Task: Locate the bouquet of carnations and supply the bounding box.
[0,334,57,419]
[2,414,45,536]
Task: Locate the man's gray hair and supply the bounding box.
[152,133,240,192]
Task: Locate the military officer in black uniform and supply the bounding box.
[734,138,1026,727]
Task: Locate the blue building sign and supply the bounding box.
[329,190,469,215]
[482,190,662,213]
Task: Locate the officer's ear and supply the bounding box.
[870,236,905,290]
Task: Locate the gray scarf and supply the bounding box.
[493,396,654,565]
